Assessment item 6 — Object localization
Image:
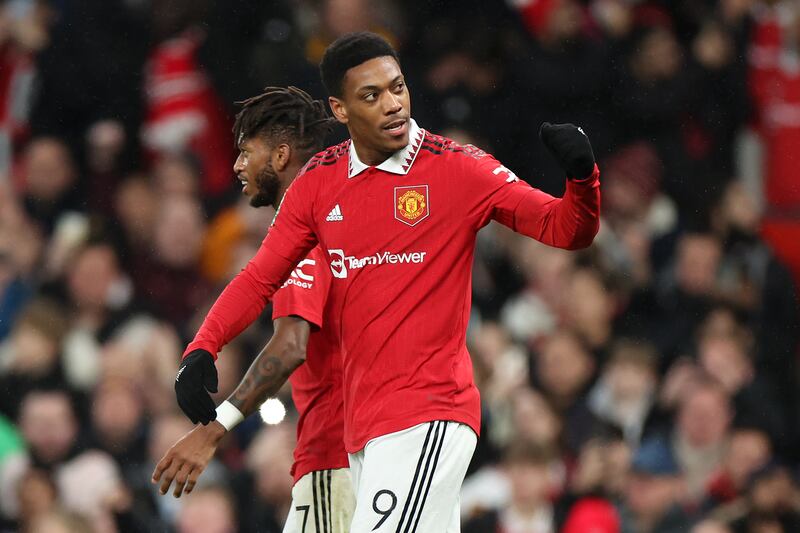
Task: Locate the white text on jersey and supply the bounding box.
[281,259,315,289]
[328,249,427,279]
[493,164,519,183]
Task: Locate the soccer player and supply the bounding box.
[153,87,355,532]
[174,32,601,532]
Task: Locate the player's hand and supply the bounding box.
[151,421,226,498]
[175,349,218,425]
[539,122,596,180]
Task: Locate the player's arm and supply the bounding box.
[225,245,330,417]
[480,122,600,250]
[175,177,319,425]
[152,317,310,499]
[228,316,310,415]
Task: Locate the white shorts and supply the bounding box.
[282,468,355,533]
[348,421,477,533]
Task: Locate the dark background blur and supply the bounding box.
[1,0,800,532]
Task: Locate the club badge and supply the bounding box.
[394,185,429,226]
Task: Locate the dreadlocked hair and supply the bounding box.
[232,86,335,158]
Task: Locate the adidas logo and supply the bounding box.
[326,204,344,222]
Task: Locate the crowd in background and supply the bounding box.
[1,0,800,532]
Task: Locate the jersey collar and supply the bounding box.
[348,119,425,178]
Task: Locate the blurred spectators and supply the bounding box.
[25,509,95,533]
[532,329,601,454]
[89,376,148,469]
[236,425,296,532]
[463,441,561,532]
[619,437,693,533]
[20,137,81,234]
[673,378,733,504]
[138,195,212,328]
[0,1,798,531]
[0,298,68,420]
[705,426,773,510]
[692,519,733,533]
[176,485,238,533]
[588,339,659,445]
[0,388,130,532]
[716,463,800,532]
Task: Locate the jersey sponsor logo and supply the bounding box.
[325,204,344,222]
[281,259,316,289]
[394,185,429,226]
[327,248,427,279]
[493,164,519,183]
[282,277,313,289]
[329,249,347,278]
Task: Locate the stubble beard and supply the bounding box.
[249,160,281,208]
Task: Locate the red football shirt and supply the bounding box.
[271,246,348,482]
[186,120,600,452]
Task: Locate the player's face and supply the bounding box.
[233,136,281,208]
[332,56,411,162]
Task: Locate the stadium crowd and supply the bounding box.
[1,0,800,531]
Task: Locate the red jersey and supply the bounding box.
[271,246,348,482]
[186,120,600,452]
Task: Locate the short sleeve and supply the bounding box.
[272,246,331,330]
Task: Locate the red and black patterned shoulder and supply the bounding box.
[420,132,488,160]
[297,140,350,177]
[460,144,488,159]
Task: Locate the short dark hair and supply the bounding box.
[233,86,335,159]
[320,32,400,97]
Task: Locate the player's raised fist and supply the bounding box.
[175,349,218,425]
[539,122,596,181]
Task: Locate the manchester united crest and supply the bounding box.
[394,185,429,226]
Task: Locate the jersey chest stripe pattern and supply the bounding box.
[423,137,445,148]
[300,141,350,174]
[419,139,463,156]
[419,145,458,156]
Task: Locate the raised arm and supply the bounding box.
[473,122,601,250]
[505,163,600,250]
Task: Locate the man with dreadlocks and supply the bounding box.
[153,86,356,532]
[169,31,600,532]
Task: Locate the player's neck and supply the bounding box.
[350,138,396,167]
[277,162,303,203]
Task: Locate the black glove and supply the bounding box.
[539,122,596,180]
[175,349,218,425]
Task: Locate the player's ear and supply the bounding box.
[329,96,348,125]
[272,143,291,172]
